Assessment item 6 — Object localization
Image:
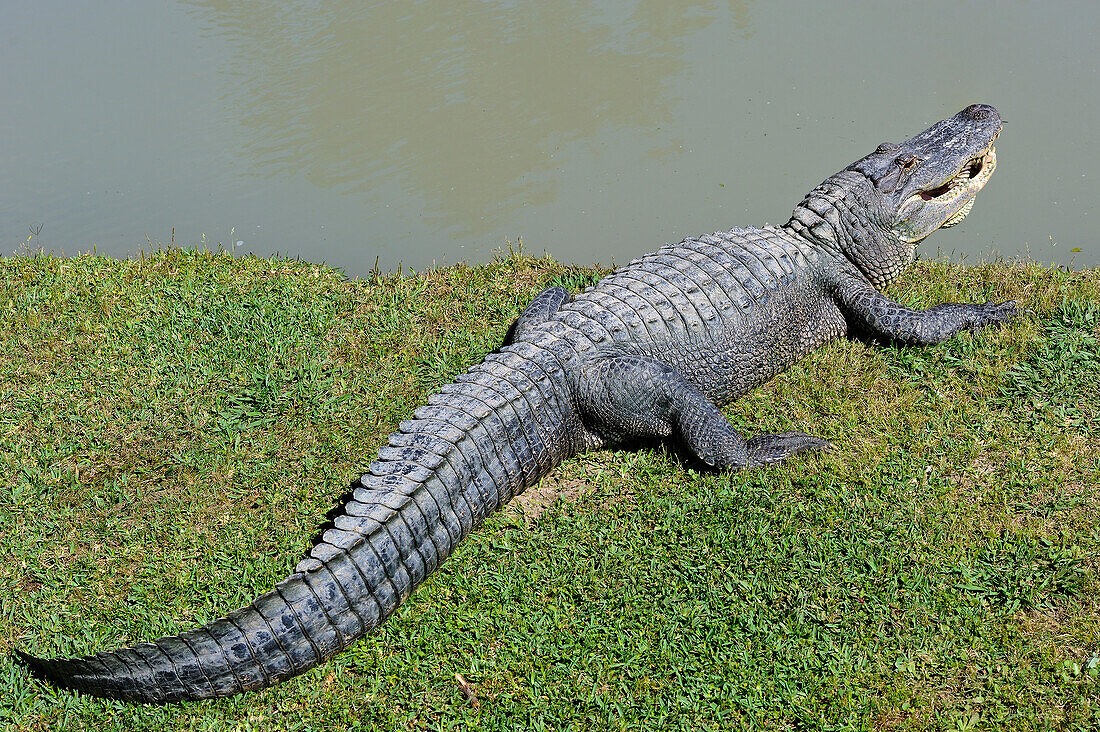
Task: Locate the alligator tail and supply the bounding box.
[17,346,578,703]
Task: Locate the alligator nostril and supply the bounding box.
[964,104,993,121]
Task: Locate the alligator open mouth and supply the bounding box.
[893,138,999,242]
[906,145,997,230]
[920,147,996,201]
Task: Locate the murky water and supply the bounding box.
[3,1,1097,275]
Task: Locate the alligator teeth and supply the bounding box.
[941,197,976,228]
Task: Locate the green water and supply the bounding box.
[2,1,1096,274]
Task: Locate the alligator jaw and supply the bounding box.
[911,143,997,229]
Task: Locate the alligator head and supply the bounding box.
[852,103,1002,244]
[788,104,1003,289]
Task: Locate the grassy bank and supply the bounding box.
[1,250,1098,731]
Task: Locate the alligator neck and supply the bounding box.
[785,170,914,289]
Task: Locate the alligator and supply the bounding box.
[17,104,1016,703]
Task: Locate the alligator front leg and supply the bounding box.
[835,278,1018,346]
[502,286,572,346]
[578,355,829,470]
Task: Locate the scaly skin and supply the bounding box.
[17,104,1016,703]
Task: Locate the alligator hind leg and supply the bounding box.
[502,286,572,346]
[579,355,829,470]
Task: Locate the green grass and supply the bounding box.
[1,249,1098,731]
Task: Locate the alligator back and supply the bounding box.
[547,227,838,405]
[561,228,823,343]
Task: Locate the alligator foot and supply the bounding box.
[689,429,830,471]
[744,431,831,467]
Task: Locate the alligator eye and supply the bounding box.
[876,142,899,155]
[895,153,920,169]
